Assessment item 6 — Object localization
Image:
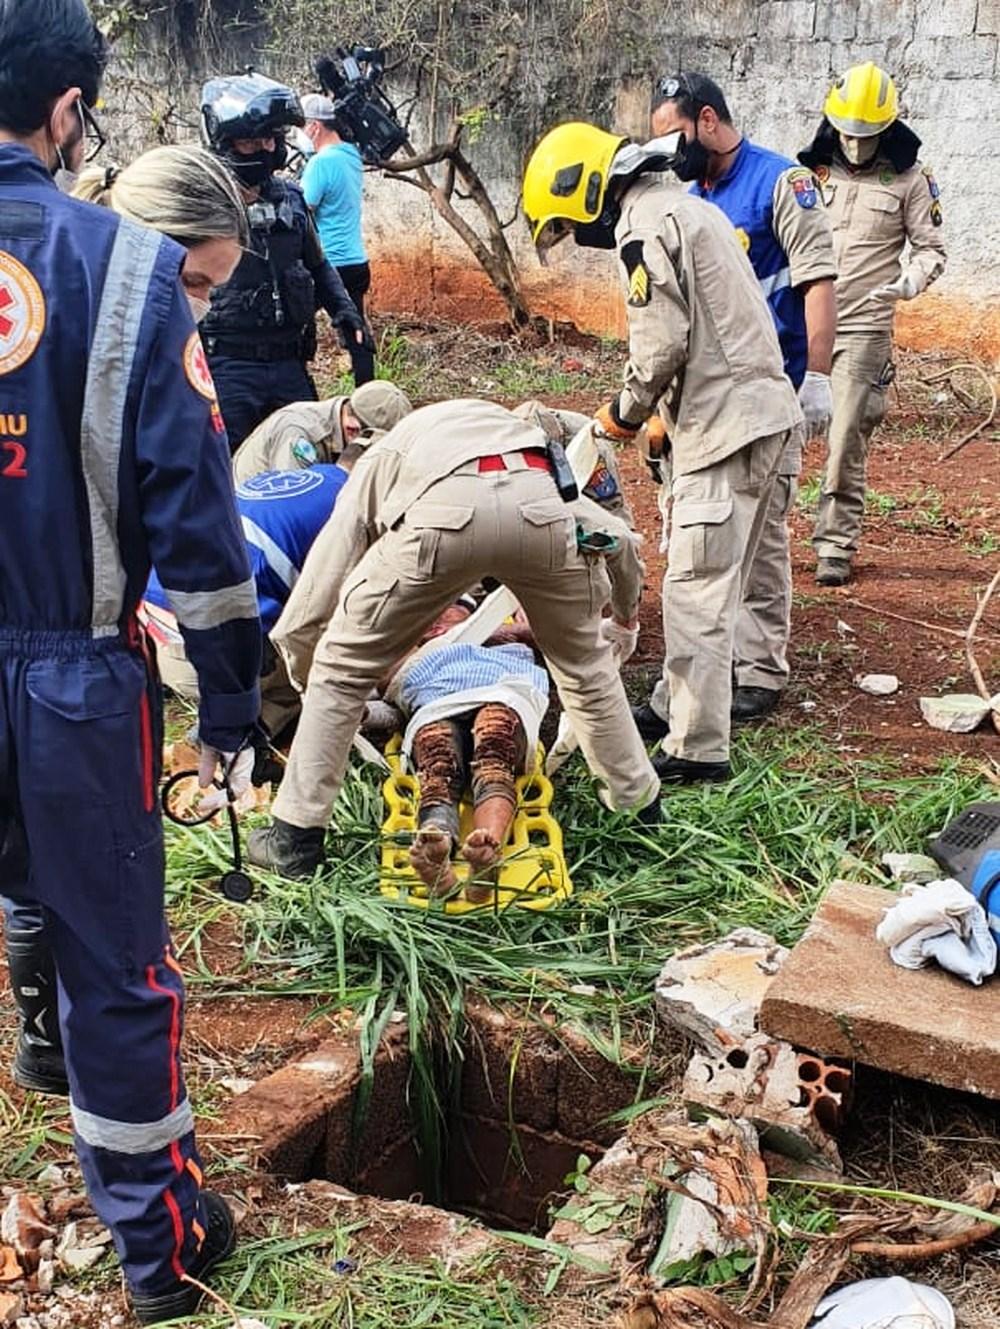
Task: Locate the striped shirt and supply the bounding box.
[398,643,549,715]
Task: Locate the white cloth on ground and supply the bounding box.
[875,878,997,985]
[810,1276,954,1329]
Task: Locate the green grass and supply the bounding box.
[963,530,1000,558]
[864,488,899,517]
[898,485,946,531]
[164,729,988,1045]
[324,324,431,400]
[192,1229,537,1329]
[796,475,821,512]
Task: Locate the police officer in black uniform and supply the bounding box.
[200,72,372,451]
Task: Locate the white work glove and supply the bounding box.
[600,617,639,663]
[797,370,833,440]
[197,745,254,814]
[868,270,924,305]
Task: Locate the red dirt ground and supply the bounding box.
[0,332,996,1327]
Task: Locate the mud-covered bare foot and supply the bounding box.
[462,828,501,903]
[409,826,458,895]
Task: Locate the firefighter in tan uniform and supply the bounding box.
[231,379,412,482]
[649,73,836,726]
[799,63,946,585]
[246,399,661,877]
[522,123,803,783]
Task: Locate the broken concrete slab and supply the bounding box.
[655,929,789,1056]
[760,882,1000,1101]
[919,693,995,733]
[683,1033,850,1172]
[648,1116,767,1279]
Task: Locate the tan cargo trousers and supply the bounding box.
[813,329,893,561]
[733,428,804,693]
[274,462,660,830]
[650,432,786,762]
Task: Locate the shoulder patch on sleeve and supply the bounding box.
[921,164,941,200]
[183,331,225,434]
[183,331,217,401]
[789,169,818,210]
[620,239,651,307]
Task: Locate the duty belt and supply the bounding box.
[204,336,308,363]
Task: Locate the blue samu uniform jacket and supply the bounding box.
[0,145,260,749]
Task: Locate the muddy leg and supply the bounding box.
[409,719,465,895]
[463,704,526,903]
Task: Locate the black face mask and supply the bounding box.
[225,138,288,189]
[574,208,620,250]
[673,129,710,183]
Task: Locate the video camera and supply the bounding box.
[315,46,407,167]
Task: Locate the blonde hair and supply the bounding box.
[73,144,248,249]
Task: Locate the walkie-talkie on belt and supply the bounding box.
[546,437,579,502]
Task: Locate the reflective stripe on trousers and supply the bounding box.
[0,633,207,1294]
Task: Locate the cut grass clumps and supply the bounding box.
[164,728,990,1057]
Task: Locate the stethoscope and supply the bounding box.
[161,753,255,904]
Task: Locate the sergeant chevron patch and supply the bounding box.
[621,240,651,307]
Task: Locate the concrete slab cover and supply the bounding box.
[760,882,1000,1100]
[655,928,789,1055]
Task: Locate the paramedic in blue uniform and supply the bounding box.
[199,72,372,450]
[0,2,261,1322]
[142,461,353,747]
[639,73,837,726]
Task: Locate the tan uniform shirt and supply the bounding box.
[769,165,839,289]
[615,181,802,475]
[817,156,946,334]
[272,398,643,688]
[232,397,349,483]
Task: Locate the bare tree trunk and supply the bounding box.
[383,132,534,328]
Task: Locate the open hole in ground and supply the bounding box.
[225,1001,652,1234]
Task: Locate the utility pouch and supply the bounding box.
[279,262,317,330]
[576,525,620,556]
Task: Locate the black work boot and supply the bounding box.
[636,793,665,827]
[731,686,782,724]
[6,926,69,1097]
[652,754,731,784]
[130,1191,236,1325]
[815,556,851,586]
[246,817,325,878]
[631,701,670,742]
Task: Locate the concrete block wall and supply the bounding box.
[103,0,1000,353]
[355,0,1000,353]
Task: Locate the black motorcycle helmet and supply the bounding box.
[201,72,304,188]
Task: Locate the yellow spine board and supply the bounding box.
[379,738,573,913]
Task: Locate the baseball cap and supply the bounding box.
[349,381,414,440]
[300,92,338,120]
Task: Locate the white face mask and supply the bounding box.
[187,294,212,324]
[839,133,880,166]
